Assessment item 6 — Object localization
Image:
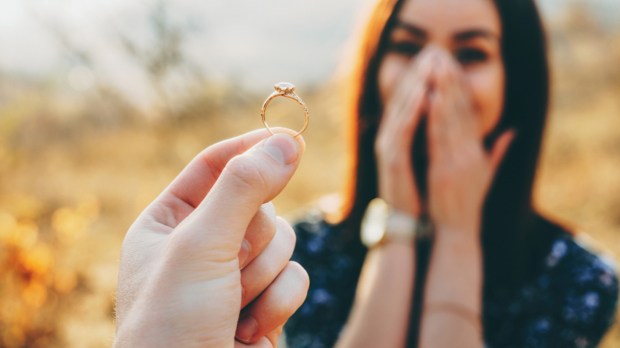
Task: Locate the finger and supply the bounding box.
[377,89,428,157]
[173,133,304,262]
[431,55,463,139]
[489,129,516,173]
[264,325,284,348]
[384,49,435,126]
[435,52,478,137]
[240,218,296,308]
[428,60,452,139]
[148,128,301,229]
[428,54,475,156]
[376,50,435,161]
[427,89,449,162]
[239,203,277,269]
[433,49,465,94]
[234,326,283,348]
[235,262,310,344]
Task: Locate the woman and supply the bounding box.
[284,0,619,347]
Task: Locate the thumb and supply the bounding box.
[489,129,515,174]
[175,133,304,260]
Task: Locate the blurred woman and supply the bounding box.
[284,0,619,347]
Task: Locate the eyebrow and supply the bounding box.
[394,20,500,42]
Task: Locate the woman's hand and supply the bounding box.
[375,48,437,216]
[426,51,514,238]
[115,130,309,348]
[418,51,512,348]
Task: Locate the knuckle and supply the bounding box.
[270,263,310,315]
[225,155,268,190]
[375,136,388,155]
[385,157,397,170]
[287,261,310,291]
[276,218,297,252]
[251,206,277,237]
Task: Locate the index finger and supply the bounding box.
[149,128,303,229]
[385,47,436,117]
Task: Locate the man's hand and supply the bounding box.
[115,129,309,348]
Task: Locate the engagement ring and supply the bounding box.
[261,82,309,137]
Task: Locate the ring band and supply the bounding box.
[261,82,309,137]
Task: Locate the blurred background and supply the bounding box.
[0,0,618,346]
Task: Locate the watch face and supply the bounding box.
[361,198,388,247]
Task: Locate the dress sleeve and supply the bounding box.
[284,216,366,348]
[521,239,619,348]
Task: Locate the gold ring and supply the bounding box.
[261,82,309,137]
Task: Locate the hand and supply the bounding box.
[115,129,310,348]
[375,48,437,216]
[426,51,514,238]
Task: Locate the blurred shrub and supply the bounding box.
[0,197,99,347]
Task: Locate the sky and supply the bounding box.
[0,0,617,106]
[0,0,371,104]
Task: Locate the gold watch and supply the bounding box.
[361,198,421,248]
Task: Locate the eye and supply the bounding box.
[455,48,488,65]
[387,41,422,57]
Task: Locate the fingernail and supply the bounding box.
[235,315,258,343]
[238,239,251,268]
[263,134,300,165]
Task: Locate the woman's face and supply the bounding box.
[378,0,505,137]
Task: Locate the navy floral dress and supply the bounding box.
[284,211,619,348]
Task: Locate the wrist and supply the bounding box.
[433,227,481,253]
[434,219,480,240]
[361,198,424,248]
[378,184,420,217]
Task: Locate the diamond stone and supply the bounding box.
[275,82,295,94]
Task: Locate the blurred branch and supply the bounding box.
[24,0,207,120]
[117,0,206,118]
[23,0,137,128]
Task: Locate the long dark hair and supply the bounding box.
[336,0,563,345]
